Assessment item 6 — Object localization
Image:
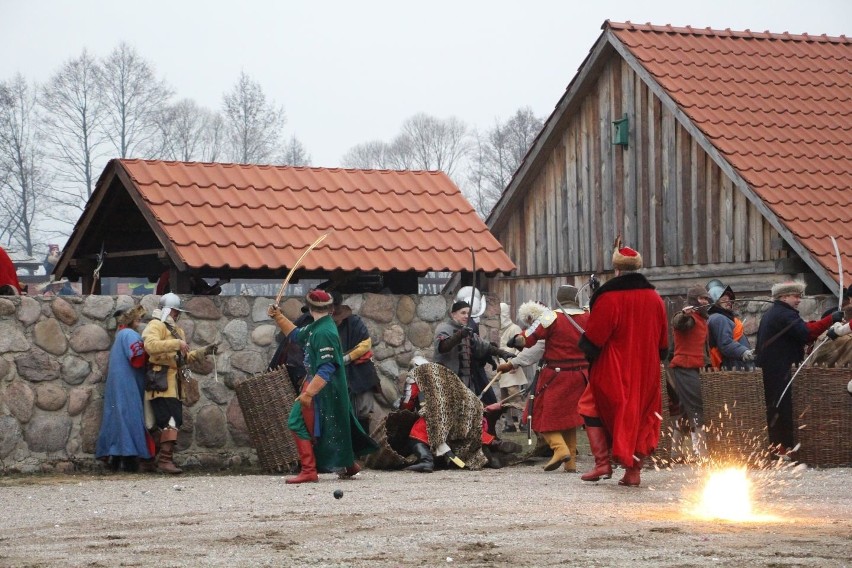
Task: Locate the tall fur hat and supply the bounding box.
[771,280,806,299]
[306,289,334,308]
[611,235,642,271]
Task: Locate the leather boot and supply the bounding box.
[338,462,361,480]
[157,442,183,474]
[619,456,643,487]
[541,431,570,471]
[561,429,577,472]
[286,435,319,484]
[404,440,434,473]
[581,426,613,481]
[157,428,183,474]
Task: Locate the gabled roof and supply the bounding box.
[57,159,514,281]
[490,20,851,291]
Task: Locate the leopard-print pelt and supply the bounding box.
[413,363,487,470]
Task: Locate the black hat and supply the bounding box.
[451,300,470,313]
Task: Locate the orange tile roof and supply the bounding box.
[608,21,852,287]
[117,159,515,274]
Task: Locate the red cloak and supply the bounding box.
[581,273,668,467]
[0,247,22,294]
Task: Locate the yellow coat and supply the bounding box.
[142,318,205,400]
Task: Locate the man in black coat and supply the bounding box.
[755,281,841,457]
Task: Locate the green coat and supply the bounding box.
[287,314,377,468]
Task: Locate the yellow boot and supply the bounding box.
[561,428,577,472]
[541,431,570,471]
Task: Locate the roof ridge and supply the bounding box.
[118,158,445,176]
[605,20,850,44]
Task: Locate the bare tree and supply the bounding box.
[463,106,544,216]
[341,140,393,169]
[153,99,224,162]
[396,113,469,176]
[39,49,106,224]
[0,74,51,254]
[99,42,172,158]
[222,71,286,164]
[200,112,226,162]
[279,135,311,166]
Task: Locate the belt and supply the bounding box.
[544,362,587,372]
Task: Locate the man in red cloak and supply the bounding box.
[578,241,668,487]
[0,246,23,295]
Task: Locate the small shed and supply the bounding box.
[486,21,851,307]
[54,159,515,294]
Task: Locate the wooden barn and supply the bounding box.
[485,21,851,308]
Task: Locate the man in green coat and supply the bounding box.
[268,289,377,483]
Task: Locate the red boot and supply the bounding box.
[619,464,642,487]
[581,426,613,482]
[619,455,644,487]
[286,435,318,484]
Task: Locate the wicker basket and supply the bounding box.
[234,366,299,473]
[792,366,852,467]
[699,370,768,464]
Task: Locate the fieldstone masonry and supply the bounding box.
[0,293,500,474]
[1,291,835,474]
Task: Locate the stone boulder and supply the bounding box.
[17,296,41,325]
[33,318,68,355]
[4,380,34,423]
[80,398,103,454]
[23,414,72,453]
[0,321,30,353]
[195,405,227,448]
[417,296,449,322]
[396,295,416,324]
[361,294,396,323]
[16,349,61,382]
[61,356,91,386]
[50,297,78,326]
[226,397,250,446]
[82,296,115,321]
[68,324,110,352]
[35,383,68,411]
[0,415,21,458]
[185,297,221,320]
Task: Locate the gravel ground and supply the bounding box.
[0,455,850,568]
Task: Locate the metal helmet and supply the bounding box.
[708,284,735,304]
[158,292,185,321]
[705,279,725,292]
[455,286,486,320]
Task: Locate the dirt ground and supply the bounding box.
[0,451,850,568]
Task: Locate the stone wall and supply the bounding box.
[0,293,501,474]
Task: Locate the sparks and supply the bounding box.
[690,467,777,522]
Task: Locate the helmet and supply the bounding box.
[708,284,735,304]
[455,286,486,320]
[705,279,724,292]
[158,292,185,321]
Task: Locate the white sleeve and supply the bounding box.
[511,339,545,368]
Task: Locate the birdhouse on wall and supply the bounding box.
[613,114,629,148]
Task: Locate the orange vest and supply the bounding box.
[710,318,743,369]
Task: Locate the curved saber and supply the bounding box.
[830,235,843,312]
[775,336,830,407]
[274,232,330,305]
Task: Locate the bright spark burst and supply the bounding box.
[690,467,778,522]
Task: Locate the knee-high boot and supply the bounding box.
[561,428,577,472]
[541,431,570,471]
[581,426,613,481]
[157,428,182,475]
[287,396,319,484]
[404,439,434,473]
[286,435,319,484]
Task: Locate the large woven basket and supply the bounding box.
[792,366,852,467]
[699,370,768,464]
[235,366,299,473]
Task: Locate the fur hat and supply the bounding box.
[687,285,711,304]
[611,236,642,271]
[306,289,334,308]
[114,305,147,328]
[771,281,806,299]
[451,300,470,313]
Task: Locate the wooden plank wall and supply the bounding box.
[492,56,779,308]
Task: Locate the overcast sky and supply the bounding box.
[1,0,849,168]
